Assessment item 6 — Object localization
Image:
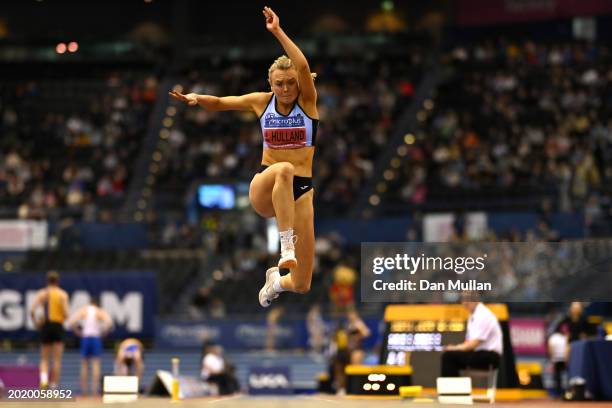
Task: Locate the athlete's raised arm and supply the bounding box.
[263,6,317,108]
[169,90,269,113]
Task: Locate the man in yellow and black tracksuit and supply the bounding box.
[30,271,69,389]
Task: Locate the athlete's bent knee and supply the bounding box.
[276,162,295,182]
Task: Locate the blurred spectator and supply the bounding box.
[328,309,370,395]
[345,309,370,365]
[555,302,598,343]
[189,287,211,319]
[329,264,357,315]
[329,322,349,395]
[265,307,283,352]
[209,298,226,319]
[307,304,327,354]
[548,326,568,398]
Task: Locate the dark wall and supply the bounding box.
[0,0,449,43]
[0,0,172,42]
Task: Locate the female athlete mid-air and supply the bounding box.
[170,6,318,307]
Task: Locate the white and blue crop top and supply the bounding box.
[259,94,318,149]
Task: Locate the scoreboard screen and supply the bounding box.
[381,320,466,386]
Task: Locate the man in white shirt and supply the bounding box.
[441,301,503,376]
[200,343,238,395]
[66,297,113,395]
[201,344,225,380]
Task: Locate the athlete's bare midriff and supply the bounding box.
[262,146,314,177]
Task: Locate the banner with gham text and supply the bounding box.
[0,271,156,339]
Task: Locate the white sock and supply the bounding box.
[279,229,295,252]
[273,278,285,293]
[40,371,48,385]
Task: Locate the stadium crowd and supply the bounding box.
[0,72,158,220]
[385,40,612,219]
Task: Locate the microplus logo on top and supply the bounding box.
[264,113,305,128]
[372,253,487,275]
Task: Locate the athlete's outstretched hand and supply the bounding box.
[263,6,280,33]
[169,90,198,106]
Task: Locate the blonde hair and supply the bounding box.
[268,55,317,81]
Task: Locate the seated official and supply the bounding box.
[441,301,503,377]
[200,342,238,395]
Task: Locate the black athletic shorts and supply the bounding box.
[259,165,313,201]
[40,322,64,344]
